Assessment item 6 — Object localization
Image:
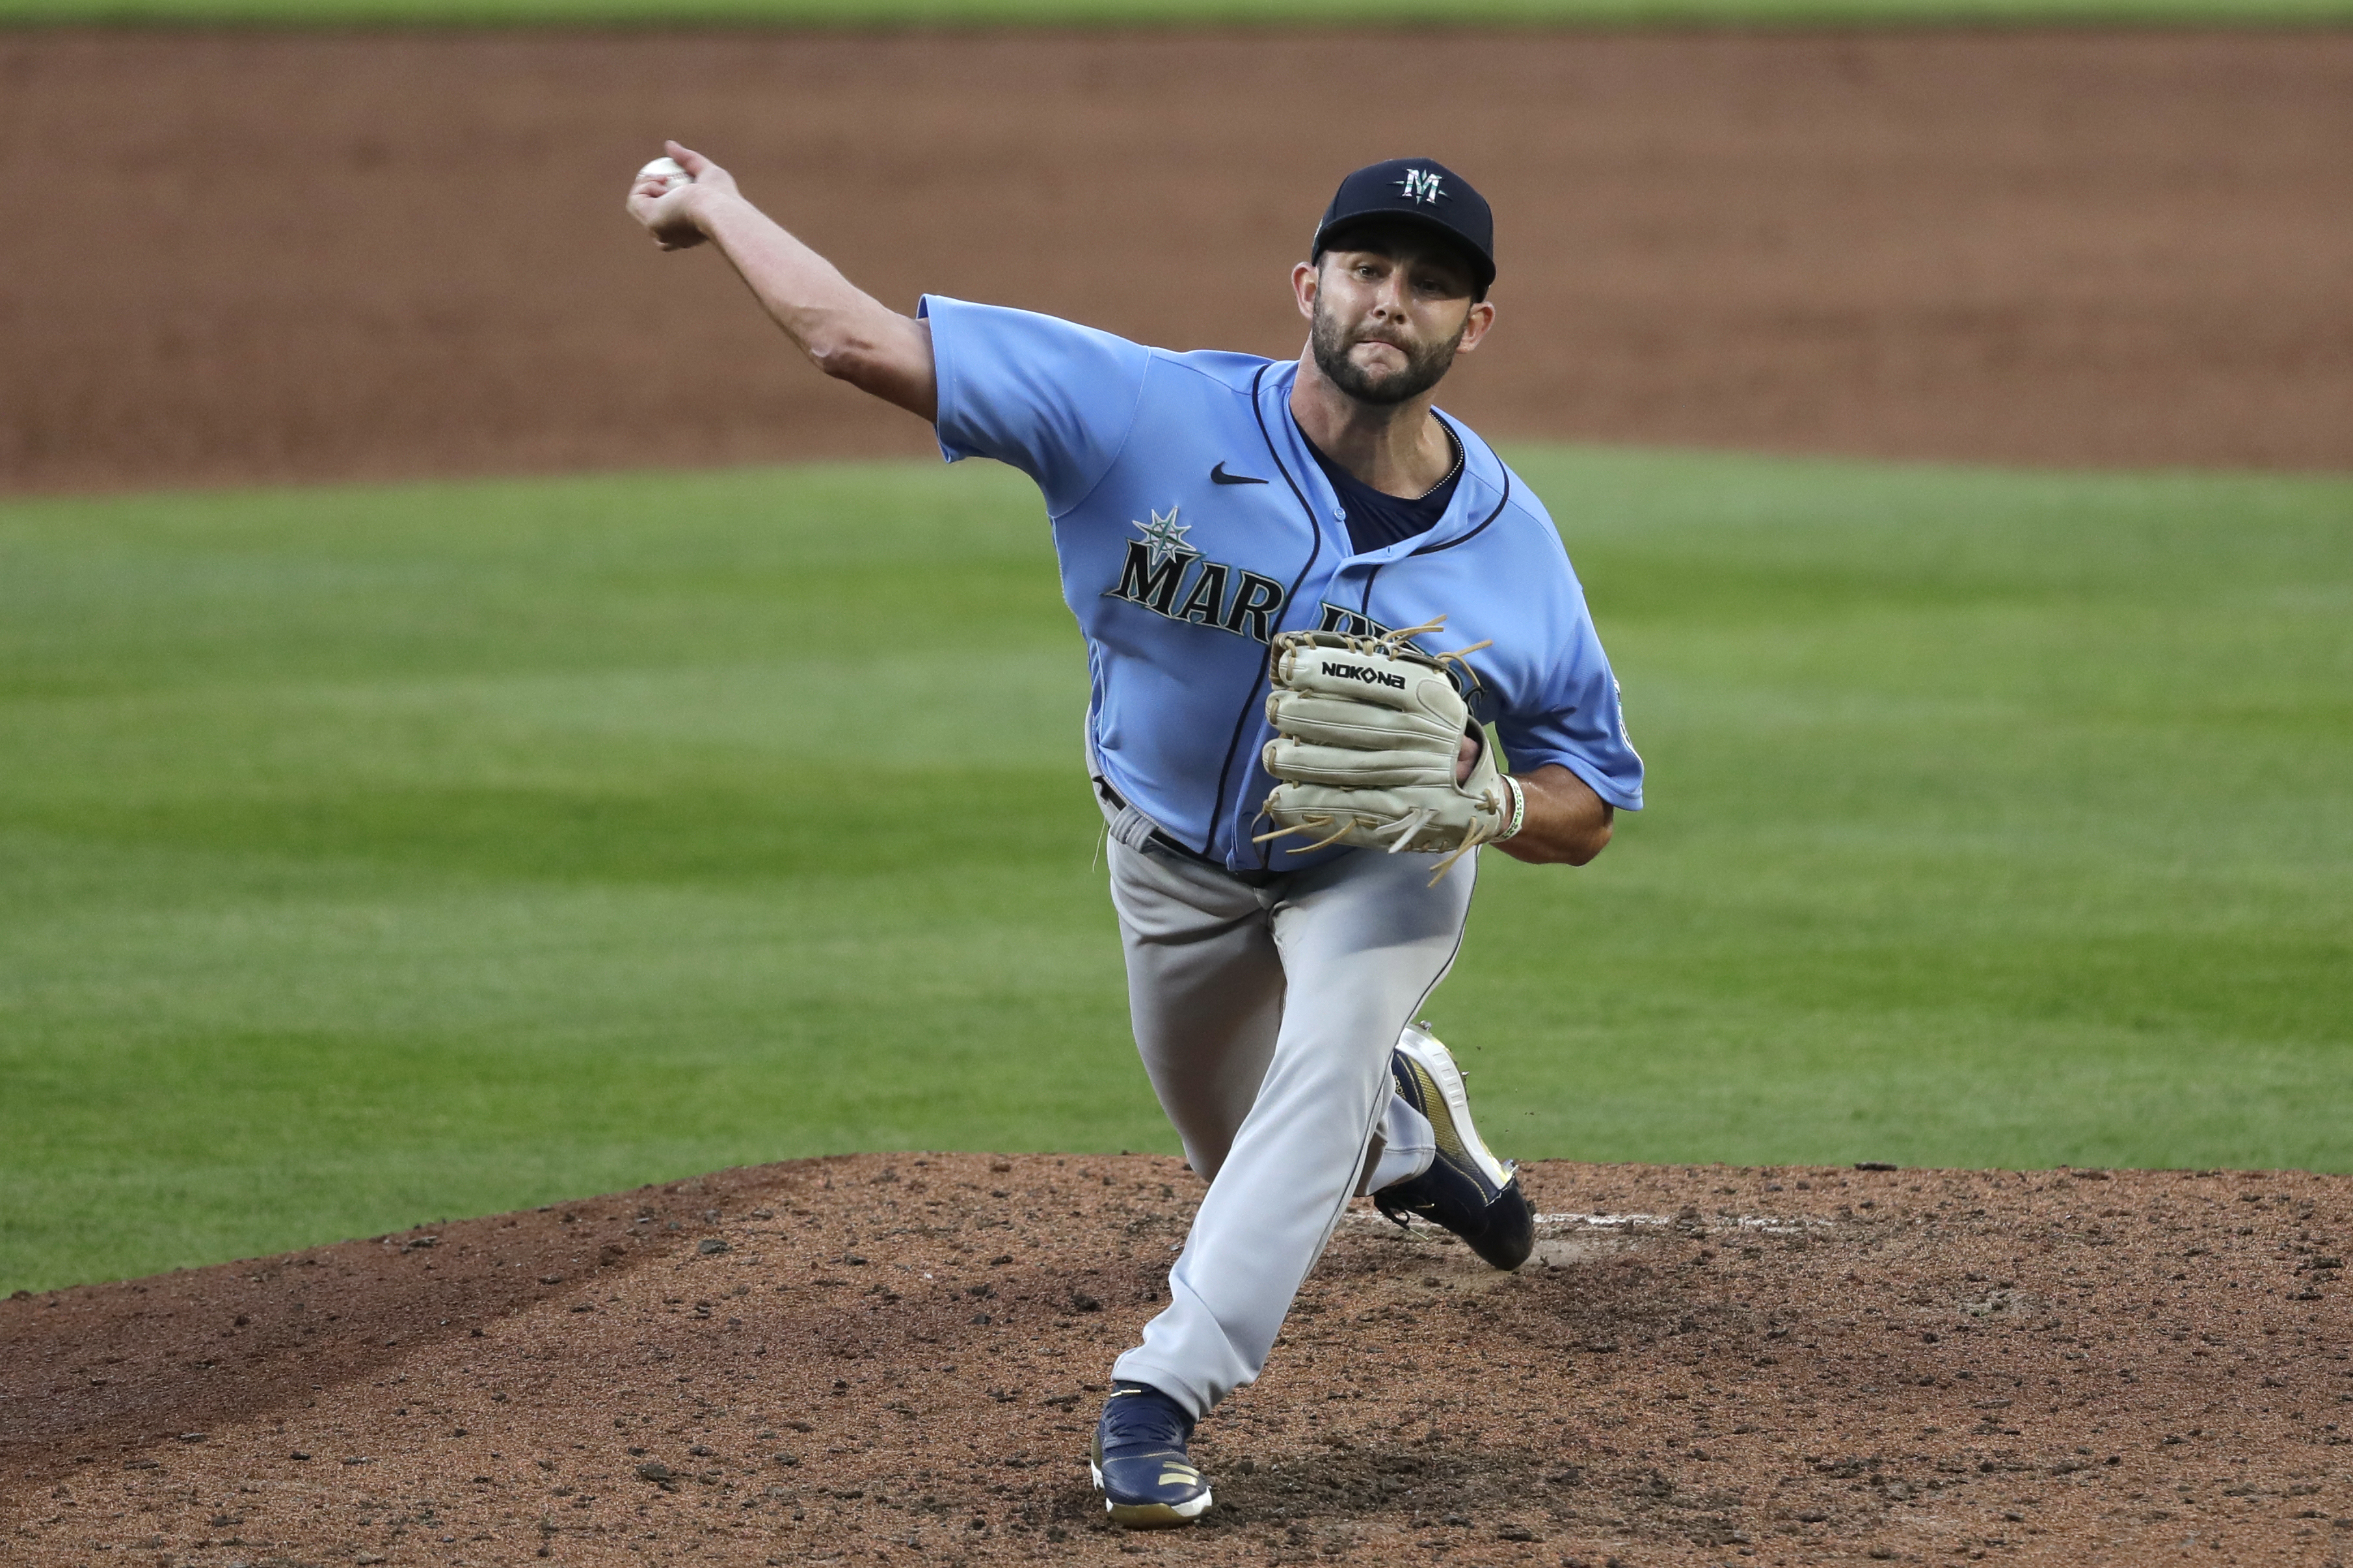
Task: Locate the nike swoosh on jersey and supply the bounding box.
[1210,462,1269,486]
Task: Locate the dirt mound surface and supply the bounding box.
[5,1154,2349,1565]
[4,30,2351,495]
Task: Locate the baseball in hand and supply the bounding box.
[637,155,694,193]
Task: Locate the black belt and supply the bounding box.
[1096,779,1289,888]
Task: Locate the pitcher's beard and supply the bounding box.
[1310,303,1466,406]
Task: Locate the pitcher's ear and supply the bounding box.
[1291,259,1321,320]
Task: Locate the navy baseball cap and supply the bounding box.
[1311,157,1496,296]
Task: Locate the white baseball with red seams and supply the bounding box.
[636,156,693,193]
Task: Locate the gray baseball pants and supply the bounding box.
[1099,830,1475,1419]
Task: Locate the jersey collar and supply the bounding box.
[1256,360,1509,565]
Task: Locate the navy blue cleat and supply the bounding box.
[1375,1023,1537,1271]
[1090,1381,1212,1529]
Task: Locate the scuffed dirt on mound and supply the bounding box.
[5,1155,2350,1565]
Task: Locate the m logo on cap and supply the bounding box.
[1397,168,1445,206]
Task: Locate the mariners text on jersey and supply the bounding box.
[921,296,1644,874]
[1105,506,1293,644]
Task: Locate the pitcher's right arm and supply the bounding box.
[626,141,936,421]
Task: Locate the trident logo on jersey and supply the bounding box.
[1396,168,1445,206]
[1132,505,1192,569]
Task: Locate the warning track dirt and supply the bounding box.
[3,30,2351,494]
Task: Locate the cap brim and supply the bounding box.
[1312,209,1494,291]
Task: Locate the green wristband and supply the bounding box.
[1497,773,1527,841]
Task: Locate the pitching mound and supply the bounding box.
[5,1154,2348,1565]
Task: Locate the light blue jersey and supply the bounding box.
[922,296,1644,873]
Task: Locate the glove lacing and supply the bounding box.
[1251,617,1502,884]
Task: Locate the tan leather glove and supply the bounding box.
[1254,622,1513,881]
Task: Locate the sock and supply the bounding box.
[1365,1093,1436,1192]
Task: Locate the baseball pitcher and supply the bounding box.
[627,145,1643,1529]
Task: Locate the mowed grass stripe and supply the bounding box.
[1,451,2346,1294]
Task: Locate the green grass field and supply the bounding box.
[3,0,2348,27]
[2,448,2348,1295]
